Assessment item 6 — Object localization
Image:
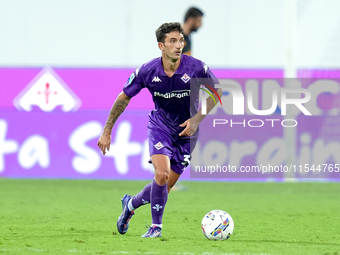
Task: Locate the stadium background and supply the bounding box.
[1,1,340,254]
[1,0,339,180]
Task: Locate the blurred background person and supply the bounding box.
[182,7,204,56]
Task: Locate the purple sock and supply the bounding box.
[131,183,152,209]
[150,179,168,225]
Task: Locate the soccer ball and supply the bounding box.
[201,210,234,240]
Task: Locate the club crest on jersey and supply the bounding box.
[154,142,164,150]
[181,73,191,83]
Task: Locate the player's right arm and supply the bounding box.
[97,65,146,155]
[97,91,131,155]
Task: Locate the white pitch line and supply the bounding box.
[1,248,271,255]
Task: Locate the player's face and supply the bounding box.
[191,16,202,32]
[161,32,184,61]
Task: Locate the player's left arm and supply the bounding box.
[179,88,222,137]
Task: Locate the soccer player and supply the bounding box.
[97,22,221,238]
[182,7,204,56]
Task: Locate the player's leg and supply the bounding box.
[167,137,197,192]
[125,167,179,213]
[141,154,170,238]
[124,128,171,212]
[117,162,171,236]
[168,169,181,193]
[120,168,179,228]
[119,128,171,238]
[117,183,153,235]
[129,183,151,208]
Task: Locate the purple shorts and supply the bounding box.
[148,128,197,175]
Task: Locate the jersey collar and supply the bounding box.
[158,56,185,77]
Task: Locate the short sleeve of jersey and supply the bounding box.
[123,67,145,98]
[200,62,219,91]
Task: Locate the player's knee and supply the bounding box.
[154,169,169,185]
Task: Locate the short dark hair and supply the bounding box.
[155,22,184,43]
[184,7,204,22]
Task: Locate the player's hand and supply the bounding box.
[97,131,111,155]
[179,119,199,137]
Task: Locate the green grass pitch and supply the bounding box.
[0,179,339,255]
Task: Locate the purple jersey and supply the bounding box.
[123,55,218,138]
